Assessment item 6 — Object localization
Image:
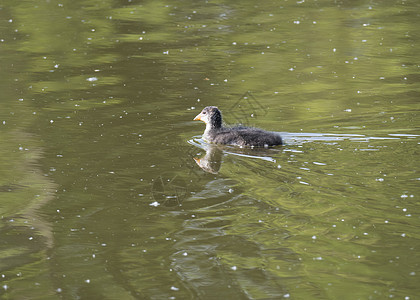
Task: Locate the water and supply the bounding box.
[1,0,419,299]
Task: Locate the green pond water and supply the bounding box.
[1,0,419,299]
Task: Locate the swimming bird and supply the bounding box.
[193,106,282,147]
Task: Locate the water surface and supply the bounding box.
[0,0,419,299]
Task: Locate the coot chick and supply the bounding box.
[193,106,282,147]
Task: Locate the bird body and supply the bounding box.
[194,106,282,147]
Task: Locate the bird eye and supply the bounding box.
[202,111,206,114]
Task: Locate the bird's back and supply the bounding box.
[206,126,282,147]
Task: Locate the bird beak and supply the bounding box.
[193,113,202,121]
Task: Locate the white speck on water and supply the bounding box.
[150,201,160,207]
[314,256,323,260]
[344,109,352,112]
[3,285,8,291]
[85,279,90,283]
[231,266,237,271]
[283,293,290,298]
[232,42,237,45]
[333,48,336,52]
[170,286,179,291]
[401,233,406,237]
[56,288,62,293]
[182,252,188,256]
[29,236,33,240]
[228,188,234,193]
[312,235,317,240]
[86,77,98,82]
[409,271,416,276]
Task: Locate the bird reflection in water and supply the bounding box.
[193,144,223,174]
[190,138,280,174]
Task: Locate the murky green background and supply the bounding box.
[1,0,419,299]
